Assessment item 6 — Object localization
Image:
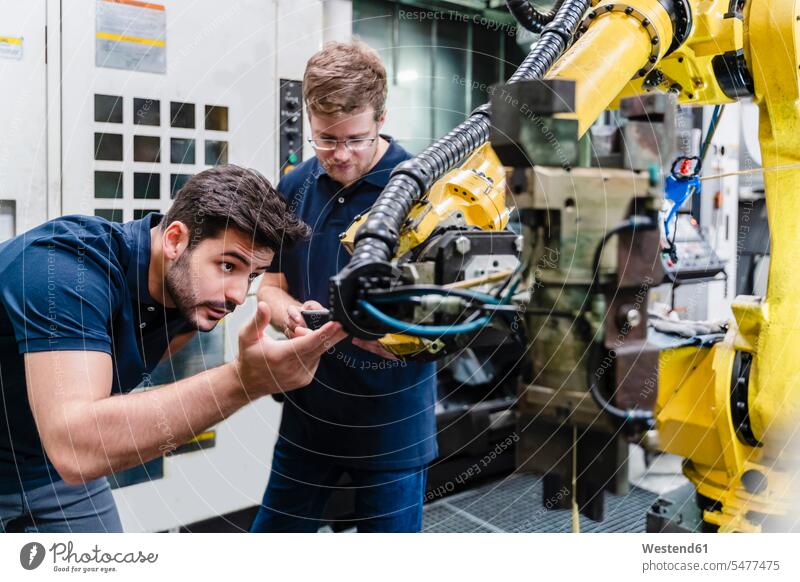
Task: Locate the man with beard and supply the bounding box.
[251,41,437,533]
[0,165,347,532]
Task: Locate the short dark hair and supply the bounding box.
[164,165,310,251]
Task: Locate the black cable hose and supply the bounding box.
[590,216,656,292]
[506,0,566,34]
[585,216,657,430]
[587,339,655,431]
[346,0,592,269]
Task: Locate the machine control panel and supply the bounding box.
[662,213,727,283]
[279,79,303,175]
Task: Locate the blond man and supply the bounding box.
[252,41,437,533]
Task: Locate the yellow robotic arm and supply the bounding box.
[339,143,516,359]
[548,0,747,135]
[536,0,800,531]
[332,0,799,530]
[340,143,511,258]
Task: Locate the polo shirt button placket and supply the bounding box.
[338,196,345,204]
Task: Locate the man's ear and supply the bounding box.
[162,221,190,260]
[376,109,387,129]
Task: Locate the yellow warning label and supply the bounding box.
[190,431,216,443]
[0,35,23,60]
[95,31,165,47]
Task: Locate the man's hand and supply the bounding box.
[285,300,326,338]
[235,301,347,396]
[284,301,400,360]
[287,301,398,360]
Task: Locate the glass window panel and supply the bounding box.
[204,105,228,131]
[94,171,123,199]
[387,5,432,154]
[204,140,228,165]
[170,101,195,128]
[353,0,394,72]
[94,132,123,161]
[133,97,160,126]
[434,19,468,138]
[134,209,160,220]
[109,457,163,489]
[133,135,161,162]
[170,173,193,198]
[170,138,196,164]
[133,172,161,199]
[504,31,529,72]
[0,200,15,242]
[95,208,123,222]
[471,25,501,111]
[94,94,123,123]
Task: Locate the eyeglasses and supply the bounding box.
[307,136,378,151]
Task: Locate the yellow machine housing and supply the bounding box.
[543,0,800,531]
[342,143,510,255]
[547,0,744,135]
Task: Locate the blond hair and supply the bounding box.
[303,40,388,120]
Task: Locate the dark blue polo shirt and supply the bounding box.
[0,213,191,490]
[271,137,438,470]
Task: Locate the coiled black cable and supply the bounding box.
[506,0,566,34]
[507,0,587,82]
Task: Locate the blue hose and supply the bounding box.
[357,300,492,338]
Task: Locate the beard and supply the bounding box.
[164,250,234,332]
[320,159,364,186]
[319,147,379,186]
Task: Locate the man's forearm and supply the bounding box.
[29,302,346,486]
[65,362,249,482]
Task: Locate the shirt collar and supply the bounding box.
[316,134,407,191]
[123,212,162,307]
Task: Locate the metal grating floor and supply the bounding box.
[423,473,658,533]
[423,503,497,533]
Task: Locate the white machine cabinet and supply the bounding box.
[0,0,49,237]
[0,0,339,532]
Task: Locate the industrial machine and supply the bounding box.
[4,0,796,533]
[509,92,732,522]
[329,0,800,532]
[510,93,671,521]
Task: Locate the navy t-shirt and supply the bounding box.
[0,213,190,490]
[270,137,438,470]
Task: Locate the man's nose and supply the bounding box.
[332,141,351,160]
[225,280,249,306]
